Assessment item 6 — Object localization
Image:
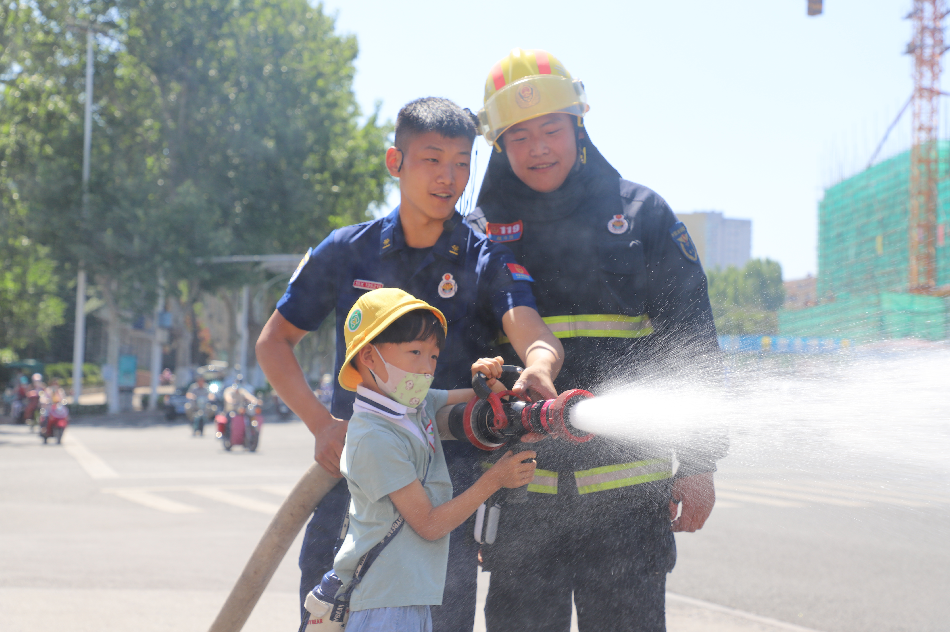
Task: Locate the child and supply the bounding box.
[304,287,536,632]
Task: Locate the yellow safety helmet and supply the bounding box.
[478,48,589,148]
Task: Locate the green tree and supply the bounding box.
[0,0,390,361]
[707,258,785,335]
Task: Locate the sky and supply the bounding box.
[316,0,939,280]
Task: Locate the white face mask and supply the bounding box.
[369,345,434,408]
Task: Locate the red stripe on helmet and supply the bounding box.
[491,63,506,91]
[535,50,551,75]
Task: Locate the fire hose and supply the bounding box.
[208,366,593,631]
[207,462,339,632]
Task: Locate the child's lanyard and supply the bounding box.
[338,451,432,600]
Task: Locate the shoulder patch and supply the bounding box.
[669,222,699,264]
[288,248,311,284]
[486,221,523,243]
[507,263,534,282]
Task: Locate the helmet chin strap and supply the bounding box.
[575,116,587,165]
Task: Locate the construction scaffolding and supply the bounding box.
[816,143,950,300]
[779,145,950,342]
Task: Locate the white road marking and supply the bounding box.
[667,592,827,632]
[748,481,935,508]
[104,489,200,513]
[62,435,119,480]
[716,491,804,508]
[188,487,281,514]
[726,483,870,508]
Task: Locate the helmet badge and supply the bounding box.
[516,83,541,109]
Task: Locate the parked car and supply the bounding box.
[164,386,189,420]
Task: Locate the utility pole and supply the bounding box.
[239,285,250,377]
[71,28,94,405]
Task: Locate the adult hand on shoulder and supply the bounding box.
[670,472,715,532]
[313,415,348,477]
[511,364,558,402]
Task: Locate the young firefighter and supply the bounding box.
[303,288,536,632]
[256,97,562,630]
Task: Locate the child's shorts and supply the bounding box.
[345,605,432,632]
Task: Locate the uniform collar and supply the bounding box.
[380,207,465,264]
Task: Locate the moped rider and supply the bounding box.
[186,375,211,436]
[223,375,262,437]
[46,379,66,405]
[222,374,261,414]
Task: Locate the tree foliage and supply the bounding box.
[707,259,785,335]
[0,0,391,357]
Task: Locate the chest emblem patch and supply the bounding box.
[438,273,458,298]
[486,221,523,243]
[607,214,629,235]
[353,279,384,291]
[507,263,534,282]
[670,222,699,263]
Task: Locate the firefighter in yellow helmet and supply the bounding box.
[469,49,728,632]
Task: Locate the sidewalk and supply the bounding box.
[66,385,175,408]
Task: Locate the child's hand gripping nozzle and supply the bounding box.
[446,365,594,506]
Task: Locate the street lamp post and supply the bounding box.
[71,28,94,406]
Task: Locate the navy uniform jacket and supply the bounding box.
[471,178,726,502]
[276,207,536,425]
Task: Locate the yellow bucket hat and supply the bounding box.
[338,288,447,392]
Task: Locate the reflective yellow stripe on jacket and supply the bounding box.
[527,468,558,494]
[499,314,653,344]
[573,459,672,495]
[482,462,559,494]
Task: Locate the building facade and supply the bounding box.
[675,211,752,271]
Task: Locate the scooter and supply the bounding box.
[40,403,69,444]
[217,404,262,452]
[186,395,210,436]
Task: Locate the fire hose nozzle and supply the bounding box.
[447,366,595,451]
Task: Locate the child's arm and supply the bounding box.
[388,447,536,541]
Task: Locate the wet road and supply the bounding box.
[1,411,947,632]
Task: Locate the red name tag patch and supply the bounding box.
[486,221,523,242]
[353,279,384,291]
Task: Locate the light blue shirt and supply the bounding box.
[334,386,453,611]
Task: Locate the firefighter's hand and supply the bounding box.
[491,449,537,489]
[670,472,715,532]
[511,364,557,402]
[313,416,348,477]
[471,357,505,388]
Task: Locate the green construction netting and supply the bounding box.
[778,292,948,342]
[817,142,950,298]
